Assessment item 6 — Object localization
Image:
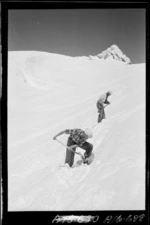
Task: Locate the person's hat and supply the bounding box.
[85,128,93,138]
[107,91,112,95]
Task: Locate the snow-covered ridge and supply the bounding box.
[9,44,131,65]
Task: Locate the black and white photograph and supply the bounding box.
[5,4,146,214]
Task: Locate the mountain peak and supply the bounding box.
[96,45,131,64]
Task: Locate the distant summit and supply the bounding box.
[89,45,131,64]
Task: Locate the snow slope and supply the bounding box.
[8,51,145,211]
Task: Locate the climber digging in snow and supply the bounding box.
[96,91,112,123]
[53,128,93,167]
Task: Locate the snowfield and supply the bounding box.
[8,51,145,211]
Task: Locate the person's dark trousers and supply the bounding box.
[65,137,93,167]
[97,103,105,123]
[65,137,76,167]
[81,142,93,158]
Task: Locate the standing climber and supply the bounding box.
[96,91,112,123]
[53,128,93,167]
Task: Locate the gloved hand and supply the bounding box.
[83,158,89,164]
[104,100,110,105]
[53,136,57,140]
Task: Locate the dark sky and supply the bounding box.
[8,9,145,64]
